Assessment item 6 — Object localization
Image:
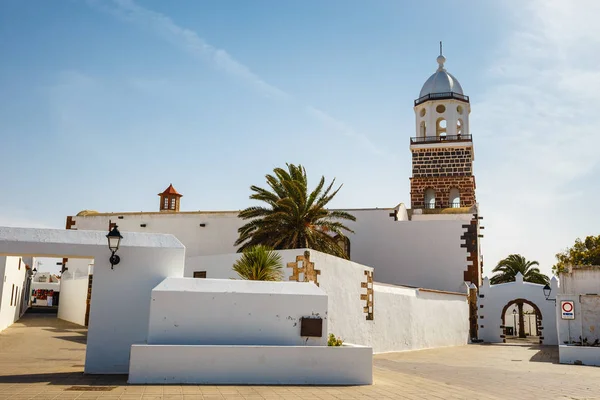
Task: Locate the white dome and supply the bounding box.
[418,55,464,98]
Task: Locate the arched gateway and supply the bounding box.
[477,272,558,345]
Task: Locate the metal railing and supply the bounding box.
[414,92,470,106]
[410,134,472,144]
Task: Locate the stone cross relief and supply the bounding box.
[287,251,321,287]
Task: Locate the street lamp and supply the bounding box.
[512,308,517,337]
[106,225,123,269]
[543,284,556,302]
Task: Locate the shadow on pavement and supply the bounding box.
[0,372,128,386]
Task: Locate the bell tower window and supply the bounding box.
[436,118,447,137]
[449,187,460,208]
[158,184,183,212]
[420,121,426,137]
[424,188,436,209]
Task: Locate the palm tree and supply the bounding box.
[490,254,549,285]
[233,245,283,281]
[490,254,549,338]
[235,163,356,259]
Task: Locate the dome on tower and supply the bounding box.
[418,54,464,98]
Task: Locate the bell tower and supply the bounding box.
[410,46,476,210]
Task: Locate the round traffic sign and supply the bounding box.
[562,302,573,313]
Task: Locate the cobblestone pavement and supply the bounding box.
[0,314,599,399]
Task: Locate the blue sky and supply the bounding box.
[1,0,599,277]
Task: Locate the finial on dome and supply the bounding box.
[437,41,446,71]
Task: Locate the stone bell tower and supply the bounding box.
[410,46,476,210]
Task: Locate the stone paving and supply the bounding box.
[1,314,600,399]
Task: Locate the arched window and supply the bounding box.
[334,235,351,259]
[457,118,463,136]
[420,121,426,137]
[436,118,447,137]
[449,187,460,208]
[424,188,436,209]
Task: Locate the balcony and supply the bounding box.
[410,134,472,145]
[414,92,470,106]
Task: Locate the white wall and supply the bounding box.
[478,273,558,345]
[147,278,327,347]
[344,211,472,293]
[184,249,469,353]
[371,284,469,353]
[557,266,600,346]
[129,344,373,385]
[72,207,474,294]
[0,226,186,374]
[57,276,88,326]
[0,256,29,332]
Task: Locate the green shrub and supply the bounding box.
[328,333,343,346]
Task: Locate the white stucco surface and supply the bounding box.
[184,249,469,353]
[31,282,60,291]
[559,345,600,366]
[557,267,600,363]
[0,226,186,374]
[0,256,28,332]
[57,277,88,326]
[128,344,373,385]
[147,278,327,346]
[71,206,474,294]
[371,284,469,352]
[478,273,558,345]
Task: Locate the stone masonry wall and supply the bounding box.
[412,147,473,178]
[410,176,476,209]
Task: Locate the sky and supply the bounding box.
[1,0,599,277]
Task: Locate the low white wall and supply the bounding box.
[57,277,88,326]
[185,249,469,353]
[478,274,558,345]
[147,278,327,347]
[0,256,28,332]
[371,284,469,353]
[129,344,373,385]
[559,345,600,366]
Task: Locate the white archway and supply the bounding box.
[477,272,558,345]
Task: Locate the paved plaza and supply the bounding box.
[0,314,599,400]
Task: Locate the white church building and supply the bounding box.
[0,50,503,384]
[63,50,484,337]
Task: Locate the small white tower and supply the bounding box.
[413,43,470,140]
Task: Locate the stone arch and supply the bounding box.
[500,298,544,344]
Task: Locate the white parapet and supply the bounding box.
[559,345,600,366]
[128,344,373,385]
[147,278,328,347]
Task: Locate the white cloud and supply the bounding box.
[89,0,382,154]
[475,0,600,276]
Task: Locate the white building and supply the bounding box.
[63,50,484,336]
[0,256,31,332]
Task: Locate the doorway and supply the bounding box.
[501,298,544,345]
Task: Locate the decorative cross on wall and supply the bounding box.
[361,270,374,320]
[287,251,321,287]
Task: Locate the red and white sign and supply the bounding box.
[561,301,575,320]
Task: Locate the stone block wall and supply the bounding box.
[410,176,476,209]
[411,146,473,178]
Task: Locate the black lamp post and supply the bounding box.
[106,225,123,269]
[512,308,517,337]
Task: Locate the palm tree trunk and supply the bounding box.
[517,302,526,338]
